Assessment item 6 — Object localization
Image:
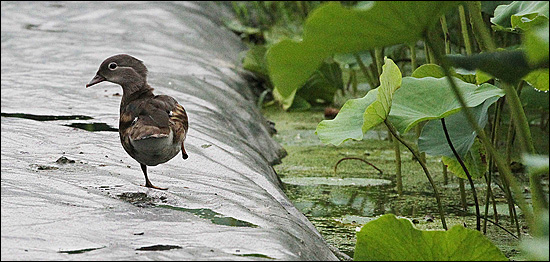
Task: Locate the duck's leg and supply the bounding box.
[140,163,167,190]
[181,142,188,159]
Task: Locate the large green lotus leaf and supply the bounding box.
[242,45,268,80]
[412,64,476,84]
[287,94,311,111]
[267,1,460,102]
[442,139,487,179]
[520,83,550,111]
[523,68,549,92]
[298,59,344,105]
[418,96,500,158]
[388,77,505,134]
[491,1,549,32]
[315,89,378,145]
[267,40,328,98]
[272,87,297,110]
[354,214,508,261]
[446,50,533,84]
[524,20,549,66]
[362,58,402,132]
[333,50,373,69]
[412,64,447,78]
[315,58,400,146]
[476,70,494,85]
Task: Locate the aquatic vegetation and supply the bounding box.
[230,0,548,260]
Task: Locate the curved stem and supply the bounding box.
[334,157,383,175]
[384,120,447,230]
[464,3,545,231]
[424,35,534,231]
[441,118,481,231]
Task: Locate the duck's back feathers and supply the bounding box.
[119,94,188,165]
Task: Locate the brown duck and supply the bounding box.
[86,54,188,190]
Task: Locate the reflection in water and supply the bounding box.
[283,182,393,257]
[284,183,392,218]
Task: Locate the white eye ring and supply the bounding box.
[108,62,117,70]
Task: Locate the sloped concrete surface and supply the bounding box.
[1,1,338,260]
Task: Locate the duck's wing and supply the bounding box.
[120,99,171,142]
[152,95,188,143]
[152,95,188,159]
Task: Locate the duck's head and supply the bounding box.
[86,54,148,88]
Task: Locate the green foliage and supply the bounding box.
[523,68,550,92]
[412,64,476,84]
[230,1,337,109]
[520,154,549,261]
[266,1,460,108]
[388,77,505,134]
[523,20,549,66]
[242,44,269,80]
[354,214,508,261]
[315,58,401,146]
[315,88,378,146]
[418,97,500,158]
[521,211,549,261]
[297,59,344,108]
[491,1,549,32]
[361,58,402,133]
[446,50,533,84]
[442,139,487,180]
[233,1,549,259]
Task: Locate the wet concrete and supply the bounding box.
[1,2,337,260]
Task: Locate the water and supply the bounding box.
[1,2,337,260]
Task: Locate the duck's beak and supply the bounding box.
[86,74,106,88]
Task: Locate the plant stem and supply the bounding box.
[450,206,518,239]
[409,43,417,71]
[441,118,481,231]
[459,178,467,211]
[502,82,536,154]
[466,1,496,52]
[483,173,492,234]
[464,4,545,227]
[374,48,384,76]
[424,35,534,232]
[484,98,504,233]
[458,4,473,56]
[440,15,451,54]
[334,157,383,175]
[423,41,431,64]
[354,53,376,89]
[392,134,403,195]
[442,161,448,185]
[384,120,447,230]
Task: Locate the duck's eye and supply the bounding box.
[108,62,117,70]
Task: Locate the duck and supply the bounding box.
[86,54,188,190]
